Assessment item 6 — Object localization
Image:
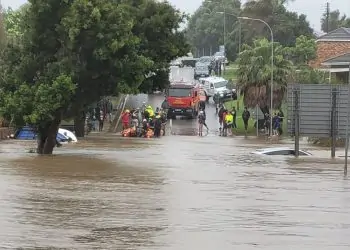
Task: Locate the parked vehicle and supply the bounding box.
[198,76,237,102]
[13,126,71,146]
[166,80,200,119]
[170,58,183,67]
[213,51,228,65]
[253,147,312,156]
[194,56,213,79]
[182,57,197,67]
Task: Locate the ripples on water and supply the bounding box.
[1,133,350,249]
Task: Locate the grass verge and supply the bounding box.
[224,97,288,136]
[223,67,237,81]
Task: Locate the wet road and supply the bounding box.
[0,67,350,249]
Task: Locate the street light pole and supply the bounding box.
[217,12,241,55]
[238,16,274,136]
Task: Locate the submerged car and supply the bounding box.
[253,147,312,156]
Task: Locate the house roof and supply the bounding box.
[321,52,350,66]
[316,27,350,42]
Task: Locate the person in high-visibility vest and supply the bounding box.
[144,105,154,119]
[224,111,234,136]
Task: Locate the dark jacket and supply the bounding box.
[242,110,250,121]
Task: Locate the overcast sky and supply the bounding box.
[2,0,350,31]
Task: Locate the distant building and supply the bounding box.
[310,27,350,83]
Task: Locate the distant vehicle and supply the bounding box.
[194,56,213,79]
[170,58,183,67]
[58,128,78,143]
[182,57,197,67]
[166,80,200,119]
[253,147,312,156]
[213,51,228,65]
[13,126,70,146]
[198,76,236,102]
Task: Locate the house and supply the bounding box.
[310,27,350,83]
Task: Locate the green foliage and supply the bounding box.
[321,9,350,33]
[0,0,187,124]
[293,66,329,84]
[237,38,293,109]
[186,0,241,61]
[0,0,188,153]
[0,75,75,126]
[186,0,313,61]
[2,6,28,41]
[240,0,314,46]
[285,35,316,65]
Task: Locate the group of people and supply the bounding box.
[217,105,237,136]
[121,104,167,138]
[263,111,284,136]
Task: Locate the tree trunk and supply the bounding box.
[74,114,85,137]
[36,118,61,155]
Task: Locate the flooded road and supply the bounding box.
[0,67,350,249]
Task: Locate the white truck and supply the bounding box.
[198,76,236,102]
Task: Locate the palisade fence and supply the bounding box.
[287,83,350,157]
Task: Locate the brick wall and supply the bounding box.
[309,41,350,68]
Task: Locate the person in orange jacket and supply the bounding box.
[121,109,130,129]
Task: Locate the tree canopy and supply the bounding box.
[0,0,188,154]
[186,0,313,61]
[237,38,293,111]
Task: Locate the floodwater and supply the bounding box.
[0,66,350,249]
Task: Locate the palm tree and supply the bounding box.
[237,38,292,114]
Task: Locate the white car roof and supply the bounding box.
[198,76,227,83]
[253,147,312,155]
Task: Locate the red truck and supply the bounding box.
[166,80,200,119]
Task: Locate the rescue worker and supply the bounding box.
[121,109,130,129]
[225,111,234,136]
[142,118,148,137]
[144,105,154,119]
[154,114,162,138]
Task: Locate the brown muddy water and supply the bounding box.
[0,67,349,249]
[1,127,350,249]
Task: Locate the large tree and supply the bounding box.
[0,0,187,154]
[186,0,313,61]
[240,0,313,47]
[186,0,241,61]
[237,38,293,114]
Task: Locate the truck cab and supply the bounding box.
[166,81,200,119]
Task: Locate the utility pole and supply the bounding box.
[325,2,330,33]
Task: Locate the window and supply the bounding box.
[168,88,191,97]
[214,81,227,88]
[265,150,293,156]
[198,57,211,63]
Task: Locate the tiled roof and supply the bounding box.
[317,27,350,41]
[322,52,350,66]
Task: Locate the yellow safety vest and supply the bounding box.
[225,114,233,123]
[147,109,154,117]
